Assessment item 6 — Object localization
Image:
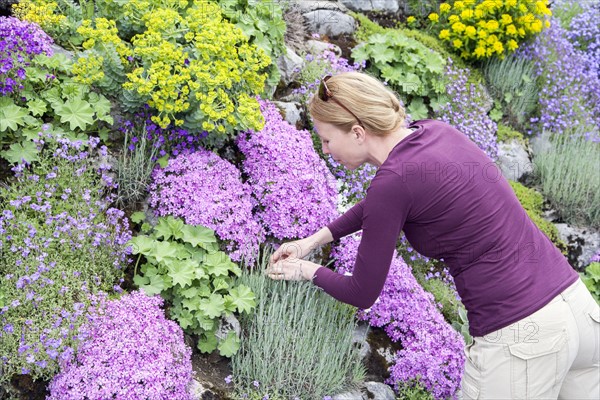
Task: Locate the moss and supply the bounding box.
[497,123,527,145]
[350,11,388,43]
[509,181,568,254]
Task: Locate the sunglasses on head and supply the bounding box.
[318,75,364,127]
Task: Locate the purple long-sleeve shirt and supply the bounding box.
[313,119,578,337]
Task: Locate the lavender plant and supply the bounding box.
[332,235,465,399]
[0,17,53,96]
[237,99,338,240]
[149,148,264,264]
[435,58,498,160]
[47,291,194,399]
[0,130,131,382]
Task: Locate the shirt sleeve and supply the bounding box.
[313,169,412,309]
[326,200,365,240]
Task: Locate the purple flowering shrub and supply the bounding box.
[435,59,498,160]
[332,235,465,399]
[565,2,600,77]
[237,99,338,239]
[0,16,53,96]
[519,17,600,140]
[0,131,131,382]
[149,148,264,263]
[47,291,194,400]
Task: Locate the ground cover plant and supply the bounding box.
[46,291,194,400]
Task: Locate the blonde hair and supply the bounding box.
[308,71,407,136]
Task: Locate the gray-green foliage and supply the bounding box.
[482,54,538,129]
[533,130,600,229]
[351,30,448,120]
[395,379,436,400]
[130,215,256,357]
[115,125,160,209]
[231,255,366,400]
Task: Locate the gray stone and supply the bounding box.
[364,381,396,400]
[189,379,219,400]
[277,46,304,86]
[332,389,366,400]
[529,132,553,157]
[375,346,395,364]
[555,224,600,270]
[496,139,533,182]
[304,10,357,37]
[293,0,348,14]
[50,44,75,61]
[306,39,342,56]
[340,0,400,13]
[352,322,371,362]
[272,101,303,128]
[216,314,241,341]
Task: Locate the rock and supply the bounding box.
[364,381,396,400]
[189,379,219,400]
[306,39,342,56]
[277,46,304,86]
[496,139,533,182]
[352,321,371,362]
[555,224,600,270]
[272,101,303,129]
[332,389,366,400]
[529,132,552,157]
[216,314,241,341]
[303,7,357,37]
[340,0,400,13]
[375,346,395,364]
[50,43,75,61]
[292,0,348,14]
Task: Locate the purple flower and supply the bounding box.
[253,380,260,388]
[224,374,233,384]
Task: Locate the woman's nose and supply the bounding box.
[322,143,329,154]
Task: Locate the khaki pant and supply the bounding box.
[461,279,600,399]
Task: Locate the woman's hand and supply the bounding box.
[265,258,321,281]
[269,227,333,265]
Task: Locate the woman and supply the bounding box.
[266,72,599,399]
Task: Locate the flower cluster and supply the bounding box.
[518,17,600,139]
[237,99,338,239]
[435,58,498,160]
[332,235,465,399]
[11,0,67,36]
[429,0,552,60]
[0,132,131,382]
[149,148,264,263]
[47,291,193,400]
[563,1,600,77]
[0,16,53,95]
[591,250,600,264]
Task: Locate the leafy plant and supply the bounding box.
[130,215,256,357]
[231,252,366,400]
[482,53,538,130]
[451,306,472,347]
[352,30,448,120]
[533,130,600,229]
[580,262,600,304]
[496,122,526,144]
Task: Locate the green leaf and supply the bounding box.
[140,273,169,295]
[423,54,445,74]
[169,259,196,287]
[197,331,218,353]
[0,99,29,132]
[182,296,200,311]
[167,217,185,240]
[585,262,600,280]
[407,98,429,120]
[204,252,234,277]
[370,43,396,65]
[212,277,229,292]
[56,98,95,130]
[27,99,47,117]
[218,330,241,357]
[155,241,180,262]
[130,212,146,224]
[196,315,215,331]
[430,95,449,112]
[181,224,217,248]
[1,141,40,164]
[227,284,256,314]
[129,235,155,255]
[180,286,201,299]
[41,86,62,107]
[175,308,195,330]
[200,293,226,319]
[157,155,169,168]
[88,93,113,124]
[154,217,174,240]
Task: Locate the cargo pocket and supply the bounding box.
[508,329,567,399]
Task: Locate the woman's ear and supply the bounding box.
[353,126,366,143]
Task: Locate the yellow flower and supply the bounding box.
[500,14,512,25]
[449,15,460,24]
[454,1,465,11]
[486,20,499,31]
[518,27,526,37]
[474,9,485,18]
[477,29,488,39]
[439,29,451,40]
[506,24,518,36]
[536,1,552,16]
[453,39,463,48]
[461,9,474,19]
[493,41,504,54]
[407,16,416,24]
[428,12,439,22]
[506,0,517,7]
[465,25,477,38]
[452,22,466,33]
[530,19,543,33]
[474,46,487,58]
[486,34,498,44]
[464,0,476,5]
[507,39,519,51]
[440,3,451,14]
[544,20,551,28]
[519,4,528,13]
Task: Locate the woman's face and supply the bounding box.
[313,119,365,170]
